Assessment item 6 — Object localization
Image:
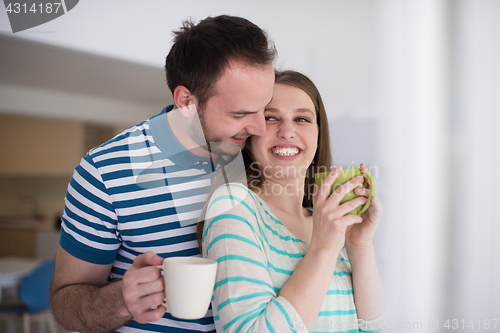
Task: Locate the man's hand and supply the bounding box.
[51,247,165,332]
[122,251,166,323]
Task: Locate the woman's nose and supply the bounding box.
[277,121,296,140]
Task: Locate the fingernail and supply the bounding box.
[356,176,363,181]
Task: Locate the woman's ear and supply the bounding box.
[173,86,195,117]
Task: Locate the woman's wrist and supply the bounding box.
[345,241,375,258]
[307,242,342,263]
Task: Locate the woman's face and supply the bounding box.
[249,83,319,181]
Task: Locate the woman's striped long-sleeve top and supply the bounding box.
[202,183,385,333]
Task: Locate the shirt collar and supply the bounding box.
[149,105,213,168]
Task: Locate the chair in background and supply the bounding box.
[0,260,58,333]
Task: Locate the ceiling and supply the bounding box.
[0,34,172,106]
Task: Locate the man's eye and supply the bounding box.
[232,115,245,119]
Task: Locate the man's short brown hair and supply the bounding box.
[165,15,277,109]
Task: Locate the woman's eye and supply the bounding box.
[296,117,312,123]
[265,116,278,121]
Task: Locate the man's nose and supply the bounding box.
[245,113,266,136]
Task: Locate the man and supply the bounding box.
[50,15,276,332]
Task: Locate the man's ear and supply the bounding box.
[173,86,195,117]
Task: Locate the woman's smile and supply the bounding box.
[270,146,301,157]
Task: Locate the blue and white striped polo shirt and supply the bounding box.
[60,105,217,332]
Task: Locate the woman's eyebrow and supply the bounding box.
[295,108,314,114]
[264,108,315,115]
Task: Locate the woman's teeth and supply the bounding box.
[272,147,300,156]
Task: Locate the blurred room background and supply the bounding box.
[0,0,498,332]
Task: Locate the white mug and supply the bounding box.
[157,257,217,320]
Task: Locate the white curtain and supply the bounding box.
[447,0,500,325]
[375,0,499,331]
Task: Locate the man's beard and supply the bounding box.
[188,109,248,157]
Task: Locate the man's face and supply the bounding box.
[190,61,275,156]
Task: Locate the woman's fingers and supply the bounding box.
[360,162,369,174]
[368,194,383,217]
[337,196,368,216]
[359,163,373,188]
[317,166,343,202]
[321,196,367,220]
[329,175,365,206]
[340,213,364,228]
[354,186,370,197]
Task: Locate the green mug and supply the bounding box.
[314,168,376,215]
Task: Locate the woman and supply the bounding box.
[199,71,387,332]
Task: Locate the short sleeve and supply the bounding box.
[59,154,121,264]
[203,183,307,333]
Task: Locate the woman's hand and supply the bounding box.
[310,166,367,256]
[344,163,383,251]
